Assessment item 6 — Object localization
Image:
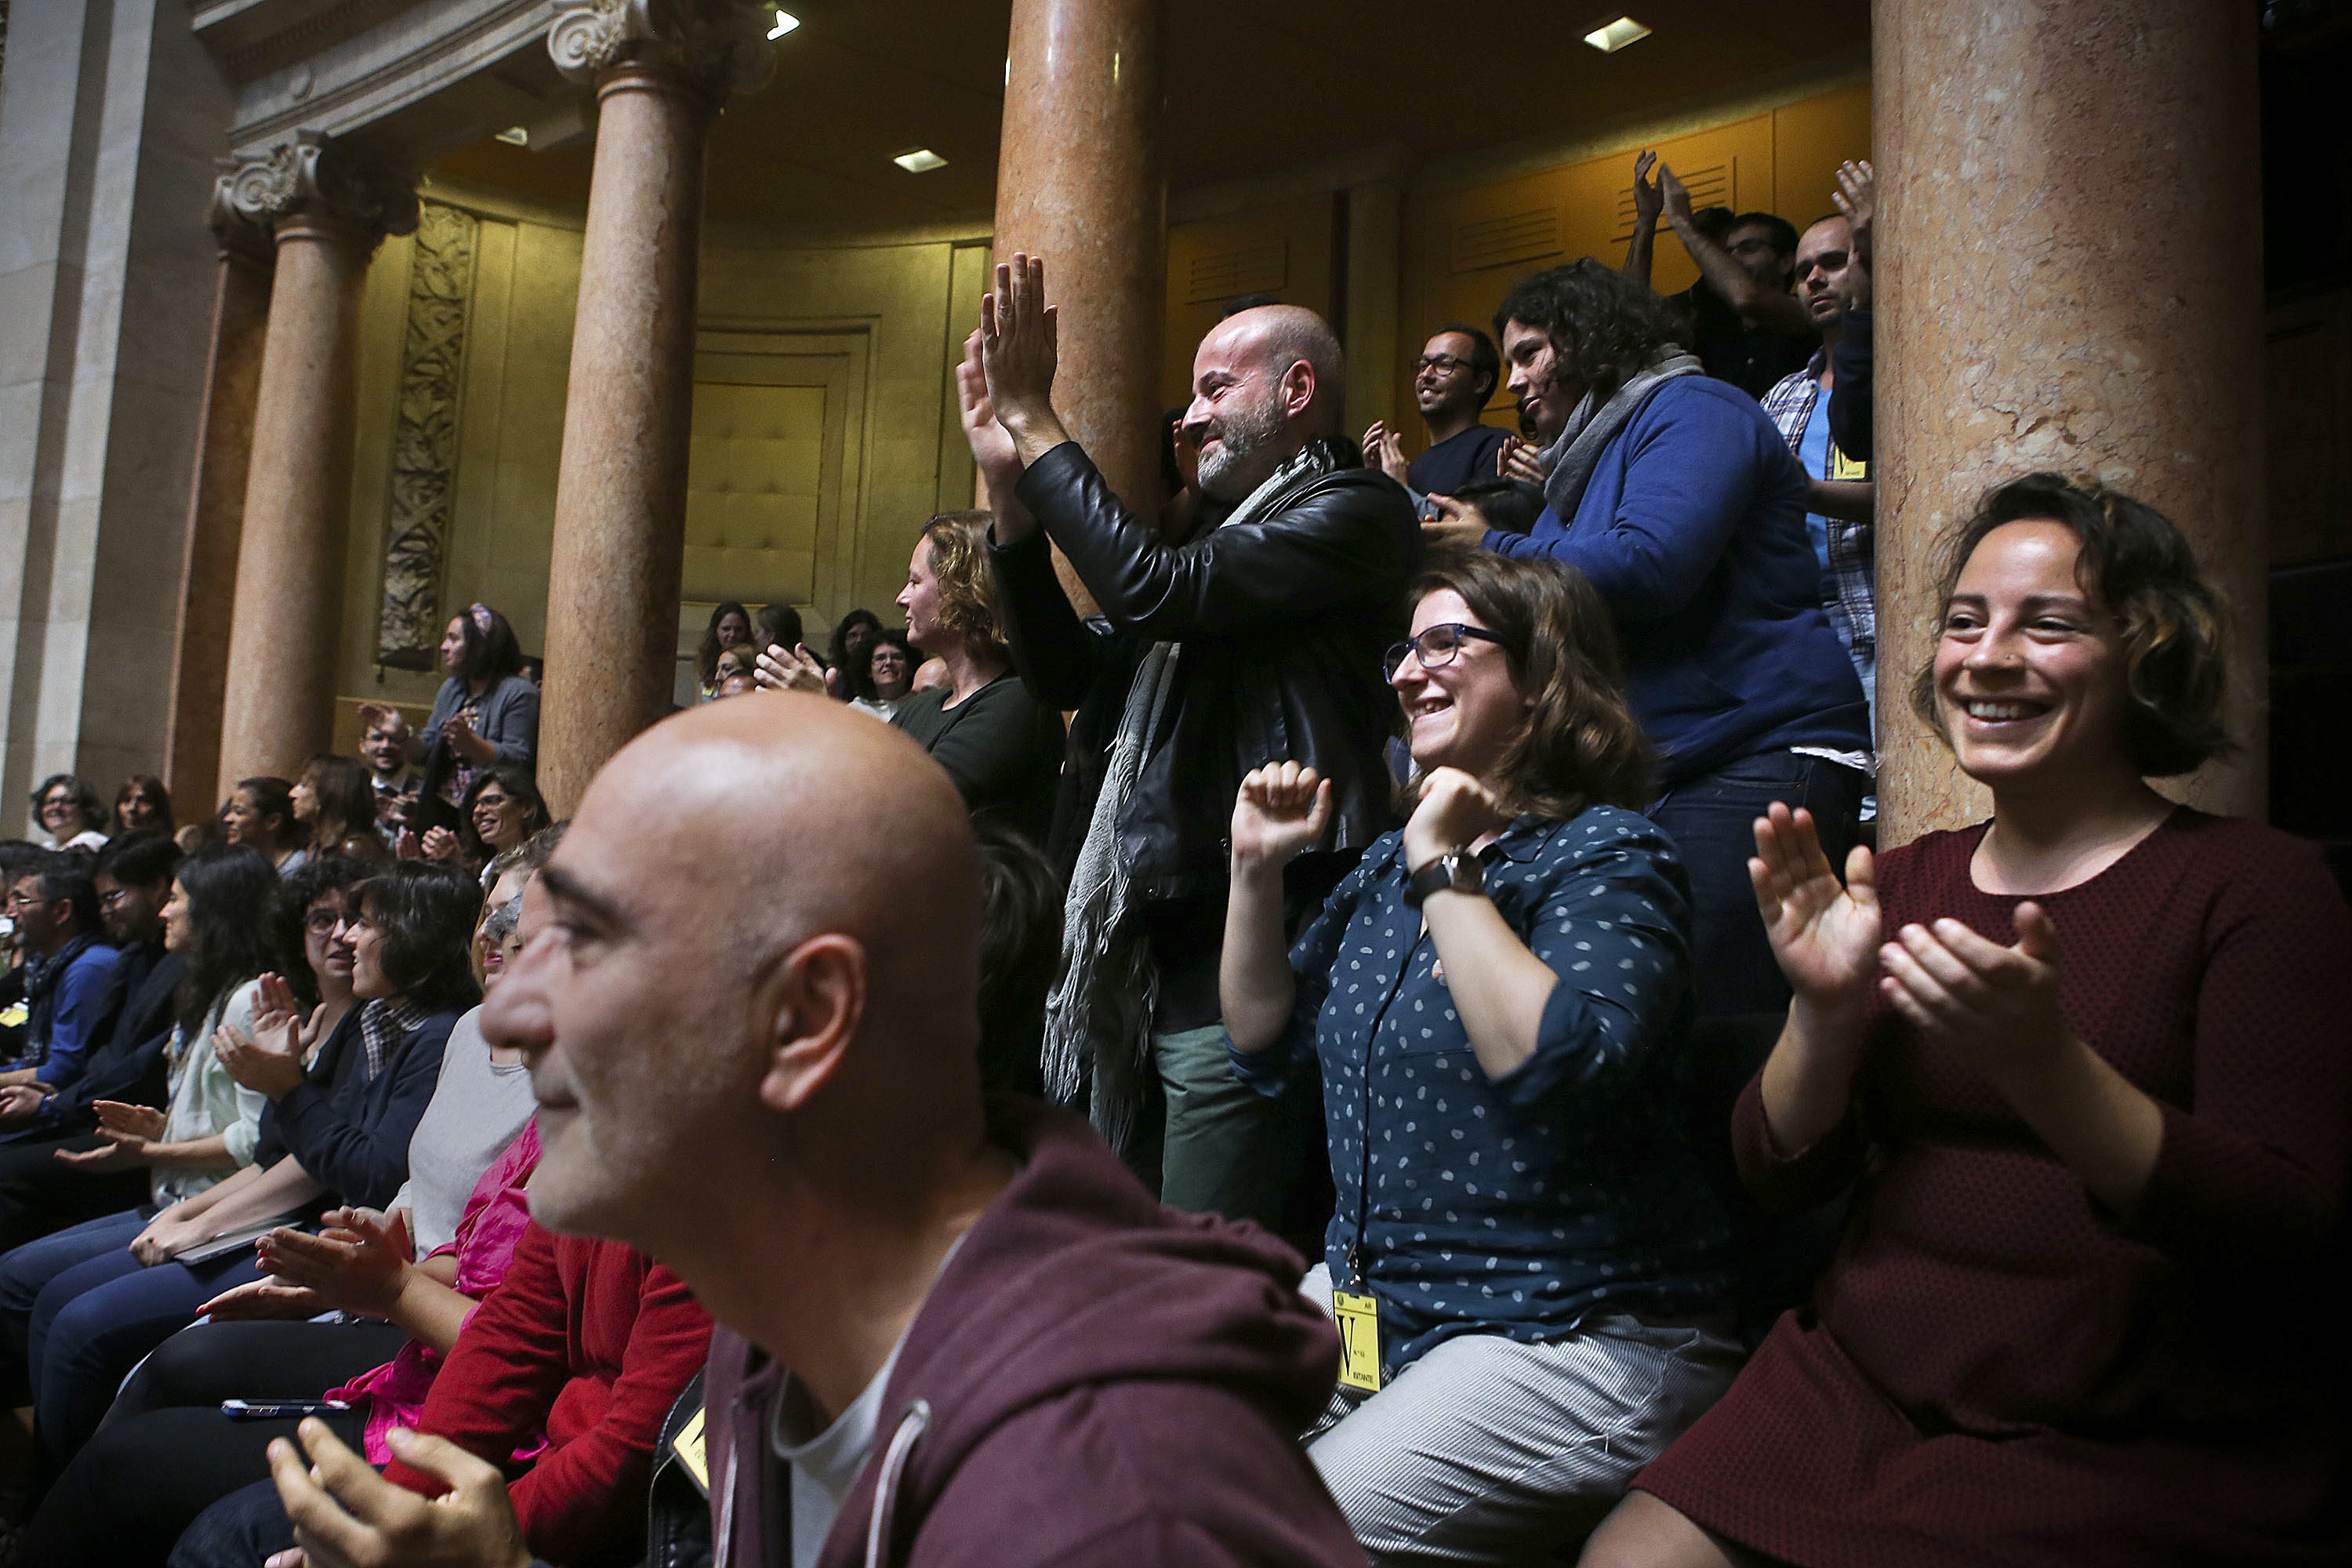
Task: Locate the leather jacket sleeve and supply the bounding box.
[1012,441,1419,642]
[989,522,1114,711]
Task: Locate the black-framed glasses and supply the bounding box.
[1386,623,1508,677]
[1414,353,1473,376]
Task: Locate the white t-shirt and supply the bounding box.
[769,1336,907,1568]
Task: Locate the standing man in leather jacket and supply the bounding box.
[960,253,1418,1228]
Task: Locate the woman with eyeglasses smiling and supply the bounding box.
[1219,552,1737,1563]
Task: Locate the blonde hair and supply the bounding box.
[919,512,1011,666]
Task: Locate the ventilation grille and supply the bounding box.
[1185,240,1289,304]
[1613,161,1735,240]
[1451,208,1563,274]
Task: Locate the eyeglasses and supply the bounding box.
[1385,623,1508,677]
[98,887,134,909]
[1414,354,1473,376]
[304,910,345,935]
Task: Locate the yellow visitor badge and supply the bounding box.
[671,1405,710,1491]
[1332,1290,1382,1392]
[1830,441,1868,482]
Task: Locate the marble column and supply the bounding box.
[165,218,273,812]
[212,138,417,794]
[1873,0,2265,843]
[535,0,773,816]
[996,0,1167,587]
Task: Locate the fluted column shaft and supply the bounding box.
[216,212,372,793]
[1873,0,2265,841]
[995,0,1167,564]
[537,64,712,816]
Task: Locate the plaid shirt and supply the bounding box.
[1762,356,1877,699]
[356,996,431,1081]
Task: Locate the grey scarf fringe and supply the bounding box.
[1039,439,1344,1154]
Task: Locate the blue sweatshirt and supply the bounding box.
[1483,376,1869,785]
[17,939,122,1093]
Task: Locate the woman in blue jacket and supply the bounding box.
[1429,259,1871,1015]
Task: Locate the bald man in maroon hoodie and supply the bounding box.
[263,693,1364,1568]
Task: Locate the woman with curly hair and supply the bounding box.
[1222,551,1737,1563]
[891,513,1064,841]
[1586,476,2352,1568]
[1426,257,1871,1020]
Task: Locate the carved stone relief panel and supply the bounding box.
[374,200,478,669]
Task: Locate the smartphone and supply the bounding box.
[220,1399,353,1420]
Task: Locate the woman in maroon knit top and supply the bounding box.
[1586,474,2352,1567]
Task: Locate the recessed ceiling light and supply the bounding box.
[892,148,948,173]
[494,125,528,146]
[1583,16,1651,52]
[767,9,800,40]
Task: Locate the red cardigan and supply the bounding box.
[387,1219,712,1566]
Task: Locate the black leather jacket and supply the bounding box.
[994,439,1420,904]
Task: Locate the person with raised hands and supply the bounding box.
[1222,551,1735,1563]
[1587,474,2352,1568]
[964,249,1417,1226]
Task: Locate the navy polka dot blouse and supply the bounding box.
[1233,804,1733,1374]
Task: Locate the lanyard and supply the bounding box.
[1343,913,1423,1290]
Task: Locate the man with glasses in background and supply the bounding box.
[1363,325,1512,503]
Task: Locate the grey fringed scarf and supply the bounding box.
[1536,347,1704,519]
[1040,438,1345,1154]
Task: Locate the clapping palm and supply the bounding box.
[1749,802,1881,1006]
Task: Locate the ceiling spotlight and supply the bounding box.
[892,148,949,173]
[767,9,799,40]
[494,125,529,146]
[1583,16,1651,52]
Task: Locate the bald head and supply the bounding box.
[1184,304,1346,499]
[488,691,989,1250]
[579,692,979,984]
[1217,305,1344,434]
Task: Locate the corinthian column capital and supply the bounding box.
[546,0,776,100]
[209,132,421,249]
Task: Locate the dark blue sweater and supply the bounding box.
[256,1003,459,1211]
[1483,377,1870,785]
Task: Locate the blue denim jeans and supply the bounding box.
[1650,750,1867,1018]
[0,1206,263,1468]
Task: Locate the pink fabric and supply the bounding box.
[328,1119,542,1464]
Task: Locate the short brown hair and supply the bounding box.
[920,512,1011,667]
[1405,552,1651,819]
[1910,472,2233,778]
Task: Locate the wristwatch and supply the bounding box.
[1404,848,1486,908]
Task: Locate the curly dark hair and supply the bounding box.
[1492,259,1684,405]
[274,854,370,1011]
[1402,551,1652,819]
[1910,473,2234,778]
[351,862,483,1013]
